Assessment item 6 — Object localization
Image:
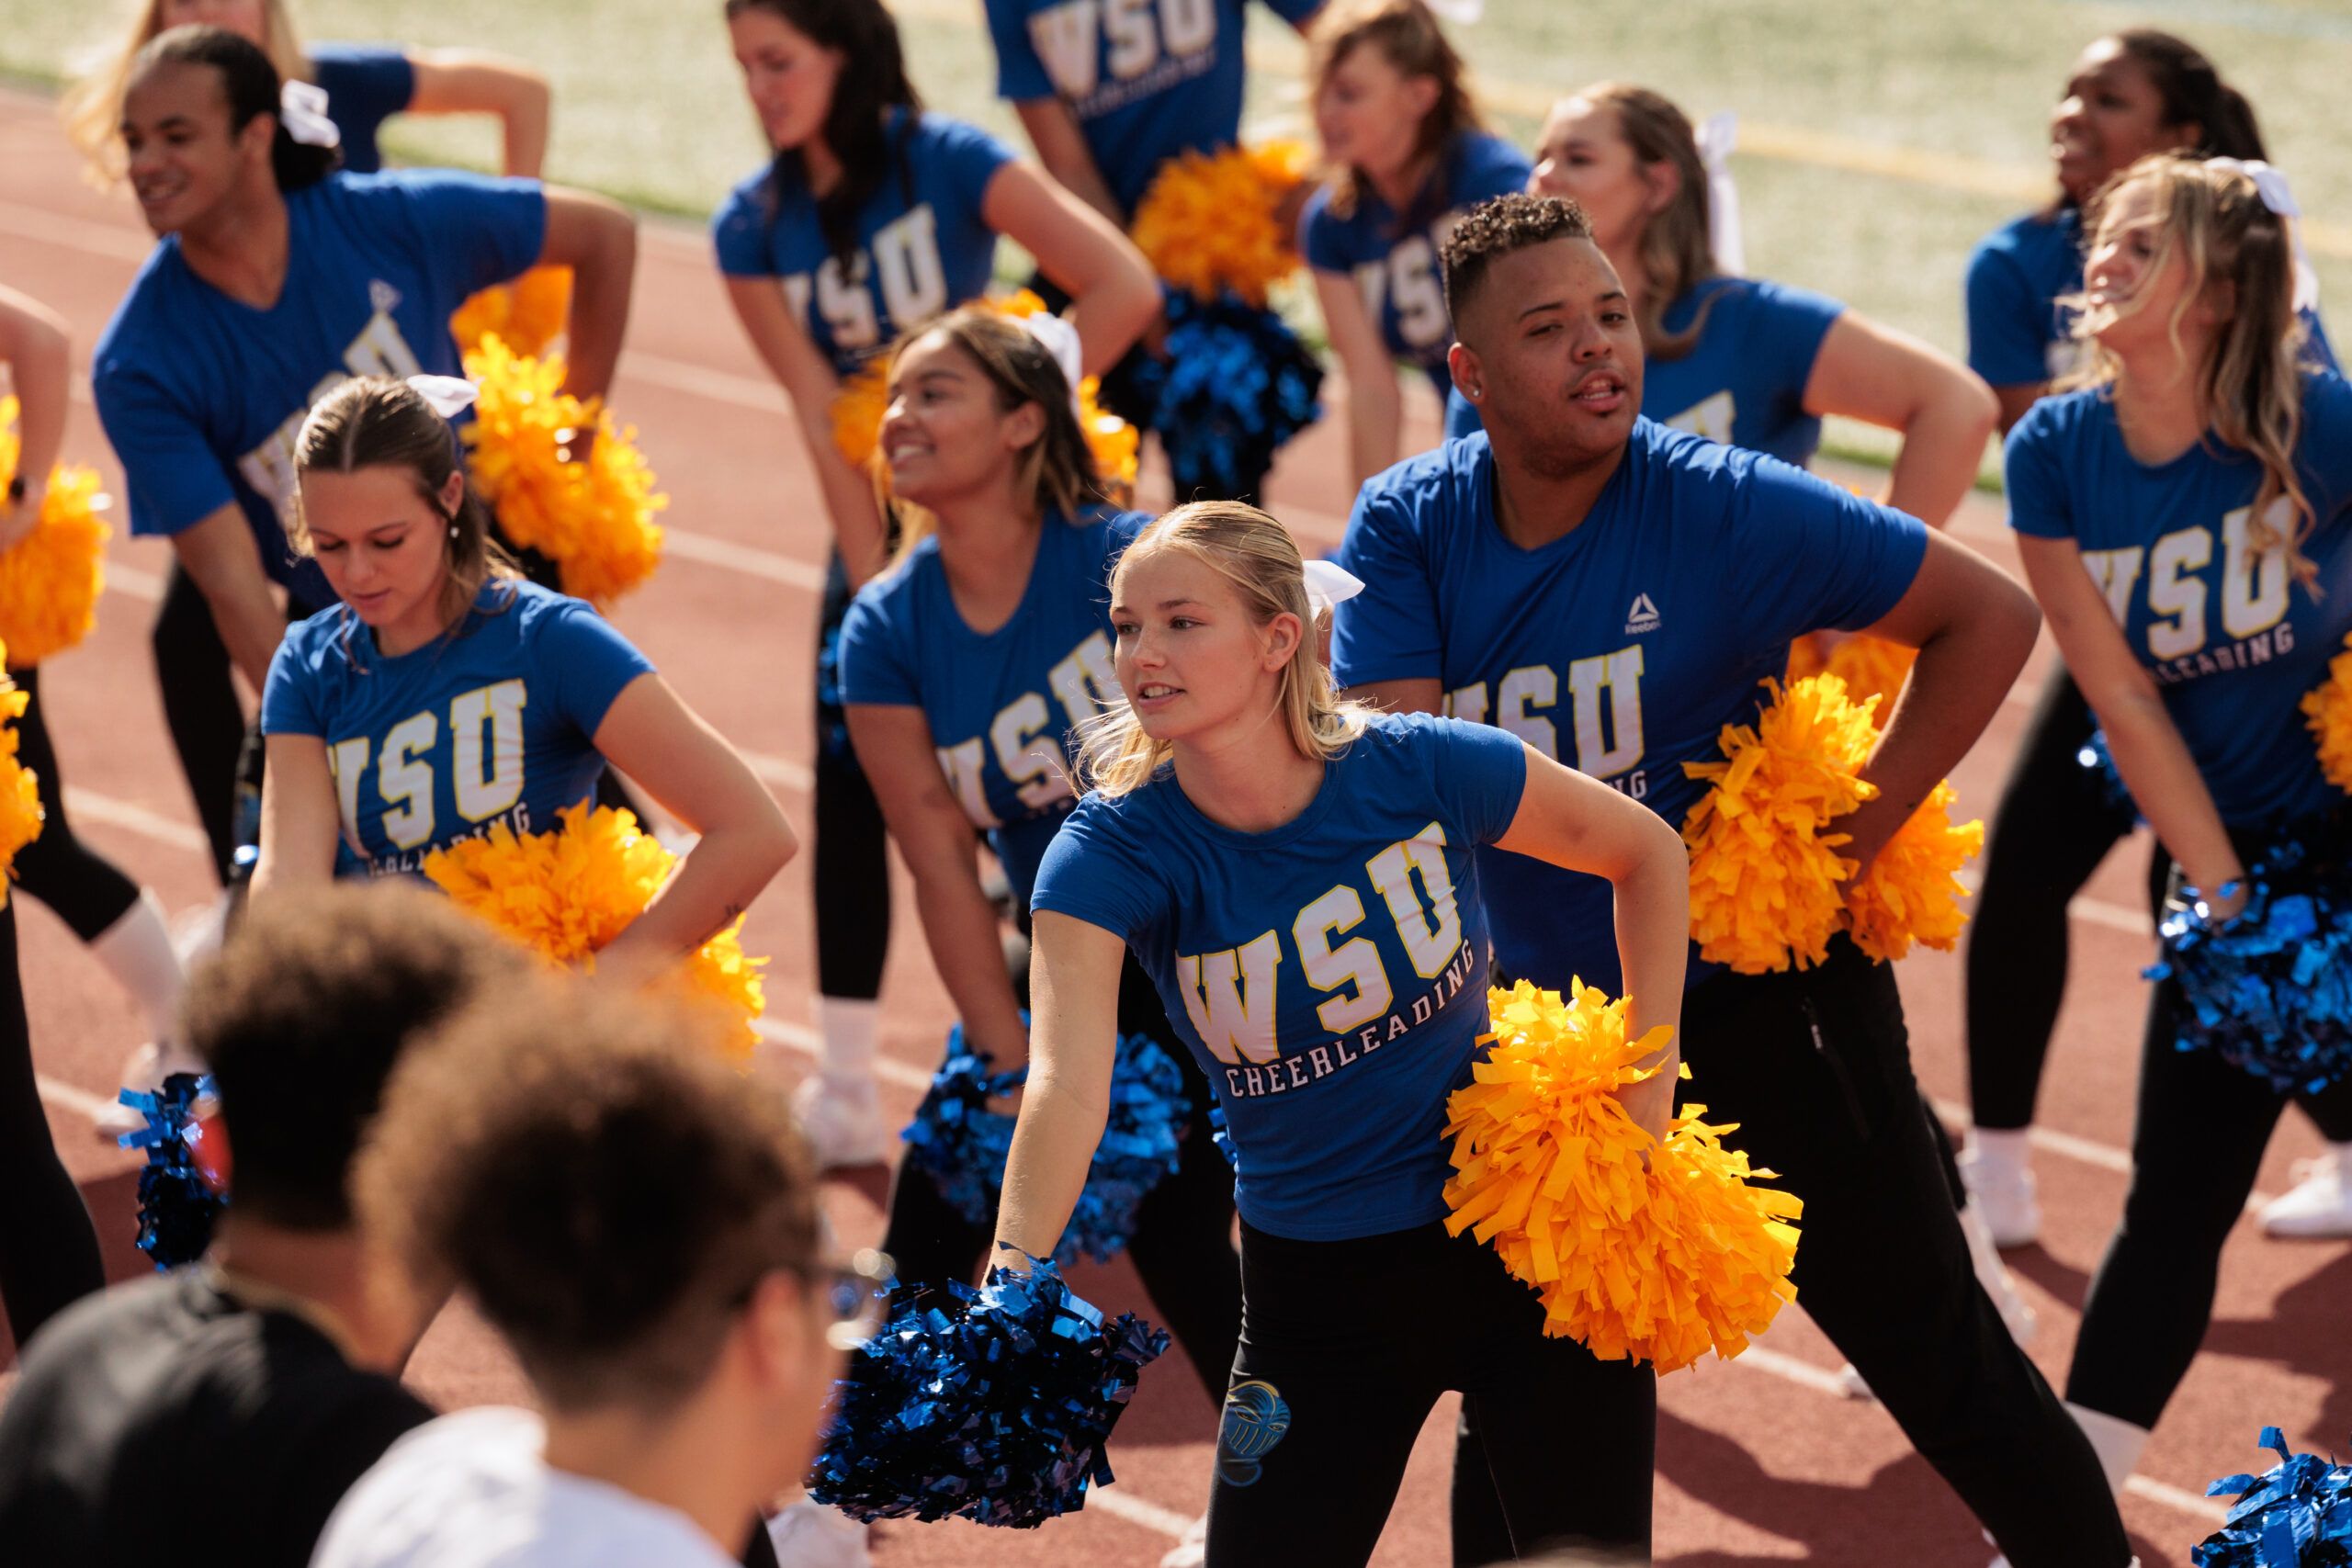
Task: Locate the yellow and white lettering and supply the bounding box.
[1293,886,1394,1033]
[449,680,527,823]
[870,207,948,334]
[344,310,423,380]
[1444,682,1489,726]
[1159,0,1216,54]
[2220,502,2291,641]
[1666,390,1735,446]
[1102,0,1158,78]
[1047,631,1118,729]
[328,737,370,843]
[935,737,1000,829]
[1496,664,1558,758]
[378,711,439,850]
[989,691,1074,811]
[1366,825,1464,979]
[813,254,880,353]
[1566,646,1645,777]
[2081,547,2145,625]
[2145,525,2212,660]
[1179,931,1282,1066]
[1388,236,1449,351]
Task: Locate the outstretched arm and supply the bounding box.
[993,910,1127,1265]
[407,51,553,178]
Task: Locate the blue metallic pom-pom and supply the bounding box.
[1126,288,1324,498]
[116,1070,226,1269]
[2194,1426,2352,1566]
[2150,823,2352,1095]
[901,1022,1189,1267]
[2075,728,2143,824]
[807,1254,1170,1528]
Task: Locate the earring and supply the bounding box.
[448,525,459,539]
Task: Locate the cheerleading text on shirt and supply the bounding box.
[1027,0,1220,120]
[237,302,424,529]
[327,678,529,853]
[779,207,950,356]
[933,631,1117,828]
[360,799,532,879]
[1444,646,1649,798]
[1351,212,1471,358]
[2080,502,2294,685]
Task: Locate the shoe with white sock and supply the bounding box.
[766,1500,871,1568]
[1159,1510,1208,1568]
[793,1074,889,1170]
[1957,1131,2041,1249]
[2258,1150,2352,1238]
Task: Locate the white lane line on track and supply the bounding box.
[60,785,209,852]
[34,1072,120,1122]
[1081,1484,1199,1540]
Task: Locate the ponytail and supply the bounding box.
[133,26,340,192]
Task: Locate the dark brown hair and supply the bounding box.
[1308,0,1484,227]
[130,26,339,193]
[2111,29,2267,163]
[1440,192,1596,333]
[1575,84,1719,358]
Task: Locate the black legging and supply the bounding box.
[8,667,141,942]
[878,950,1241,1406]
[153,564,250,885]
[1966,663,2352,1137]
[814,558,888,1001]
[0,900,106,1351]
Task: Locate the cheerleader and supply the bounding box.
[2001,152,2352,1518]
[0,286,188,1130]
[65,0,551,180]
[91,25,635,893]
[1300,0,1531,484]
[1526,83,1995,526]
[1331,193,2130,1566]
[714,0,1156,1168]
[250,374,795,975]
[1959,30,2352,1245]
[993,501,1690,1566]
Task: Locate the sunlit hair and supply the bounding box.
[2063,153,2315,585]
[62,0,309,186]
[1307,0,1484,225]
[880,307,1102,565]
[1440,191,1593,337]
[1076,502,1373,798]
[290,377,519,644]
[1572,83,1720,359]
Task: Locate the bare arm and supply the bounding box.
[537,186,636,401]
[405,51,552,178]
[847,704,1031,1066]
[1011,98,1125,229]
[588,672,798,976]
[1992,382,2046,436]
[2018,533,2241,907]
[981,162,1159,375]
[1803,311,1999,530]
[0,287,68,547]
[1313,267,1403,488]
[251,733,342,897]
[993,909,1126,1265]
[1348,676,1442,716]
[721,275,890,583]
[172,505,287,690]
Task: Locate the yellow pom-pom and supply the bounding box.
[424,803,765,1060]
[1131,140,1310,306]
[830,357,891,474]
[1681,674,1880,973]
[0,400,109,667]
[1845,779,1984,964]
[449,265,573,360]
[1443,980,1802,1373]
[2301,633,2352,794]
[461,335,666,608]
[1787,631,1916,714]
[0,645,44,889]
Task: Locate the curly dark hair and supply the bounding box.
[187,885,517,1230]
[359,985,820,1416]
[1440,192,1596,333]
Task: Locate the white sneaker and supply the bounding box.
[1159,1510,1208,1568]
[2258,1153,2352,1239]
[766,1500,871,1568]
[792,1075,889,1170]
[1957,1143,2041,1248]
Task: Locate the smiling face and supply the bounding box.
[119,58,271,235]
[298,465,468,651]
[1450,234,1644,472]
[2081,178,2212,366]
[156,0,269,45]
[1526,96,1666,254]
[1110,546,1300,750]
[878,330,1043,510]
[1313,41,1437,182]
[2051,38,2199,206]
[729,6,844,153]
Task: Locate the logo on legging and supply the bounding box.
[1216,1380,1291,1487]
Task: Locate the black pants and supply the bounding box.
[9,668,141,941]
[153,564,252,885]
[0,901,105,1351]
[1966,664,2352,1137]
[814,558,888,1001]
[1211,1216,1655,1568]
[1456,940,2130,1566]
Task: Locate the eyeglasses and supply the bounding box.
[801,1247,895,1352]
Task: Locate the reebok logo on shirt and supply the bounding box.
[1624,593,1661,635]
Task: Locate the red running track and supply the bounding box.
[1,86,2342,1566]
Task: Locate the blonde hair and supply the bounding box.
[1076,502,1374,798]
[1574,83,1721,360]
[62,0,310,186]
[1307,0,1484,225]
[2062,152,2316,585]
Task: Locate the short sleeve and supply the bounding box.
[1261,0,1325,26]
[90,363,237,538]
[1030,799,1166,939]
[307,45,416,175]
[1451,134,1533,207]
[380,170,547,299]
[1299,188,1349,274]
[838,591,921,707]
[984,0,1056,102]
[1422,716,1527,846]
[2001,401,2077,540]
[536,598,655,735]
[710,180,775,277]
[259,631,327,738]
[1724,453,1928,646]
[925,115,1017,198]
[1963,238,2052,389]
[1745,280,1845,394]
[1330,483,1444,689]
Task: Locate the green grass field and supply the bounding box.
[9,0,2350,470]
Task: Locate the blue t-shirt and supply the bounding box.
[1641,276,1846,468]
[2006,377,2352,826]
[837,508,1149,903]
[1330,423,1929,993]
[984,0,1322,214]
[1966,208,2338,389]
[91,171,545,601]
[1031,713,1527,1240]
[259,580,653,878]
[711,110,1015,378]
[309,44,416,176]
[1301,131,1533,396]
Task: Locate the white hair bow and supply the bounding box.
[1423,0,1485,23]
[1302,558,1365,619]
[2205,157,2320,315]
[278,79,341,150]
[1694,112,1745,276]
[406,375,480,419]
[1014,310,1089,428]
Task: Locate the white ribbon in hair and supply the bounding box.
[2205,157,2320,315]
[1423,0,1486,23]
[407,375,481,419]
[1694,112,1745,276]
[279,79,342,150]
[1302,558,1365,619]
[1014,310,1089,429]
